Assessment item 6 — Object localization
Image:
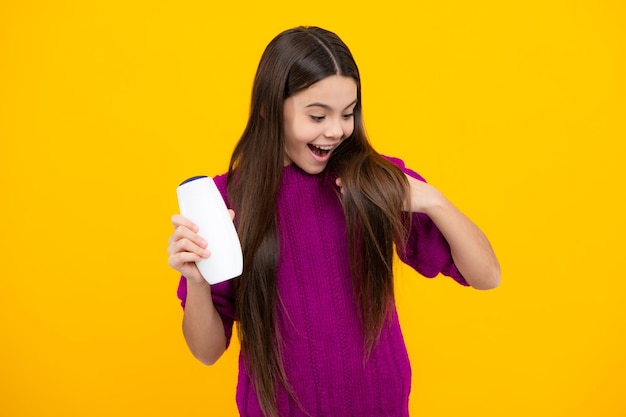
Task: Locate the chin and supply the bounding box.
[298,162,327,175]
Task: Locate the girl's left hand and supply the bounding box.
[404,174,446,214]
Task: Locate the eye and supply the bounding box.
[310,115,325,122]
[342,113,354,120]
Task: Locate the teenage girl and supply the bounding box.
[167,26,500,417]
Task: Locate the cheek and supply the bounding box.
[345,120,355,137]
[284,128,311,152]
[289,123,319,143]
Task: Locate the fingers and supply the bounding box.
[171,214,198,232]
[168,249,205,271]
[335,178,345,196]
[168,229,209,255]
[167,232,209,282]
[168,224,209,256]
[168,214,211,277]
[168,209,236,281]
[169,214,208,256]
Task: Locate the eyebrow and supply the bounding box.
[305,99,358,111]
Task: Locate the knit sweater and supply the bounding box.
[177,156,468,416]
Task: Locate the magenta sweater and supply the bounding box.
[177,157,468,416]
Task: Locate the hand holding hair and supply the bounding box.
[404,175,501,289]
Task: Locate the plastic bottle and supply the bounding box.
[176,176,243,284]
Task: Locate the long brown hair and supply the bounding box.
[227,26,410,417]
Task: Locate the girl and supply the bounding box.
[167,26,500,417]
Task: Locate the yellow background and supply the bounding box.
[1,0,624,416]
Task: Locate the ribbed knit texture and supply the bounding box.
[177,157,468,416]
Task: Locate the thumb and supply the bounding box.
[335,178,345,196]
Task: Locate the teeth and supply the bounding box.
[312,144,334,150]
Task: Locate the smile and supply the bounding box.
[308,144,336,156]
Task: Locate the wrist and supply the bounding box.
[185,277,211,291]
[421,194,452,218]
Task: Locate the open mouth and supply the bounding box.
[307,144,335,157]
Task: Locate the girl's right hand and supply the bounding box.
[167,214,210,284]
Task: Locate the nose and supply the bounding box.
[324,118,345,139]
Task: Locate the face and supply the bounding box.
[283,75,357,174]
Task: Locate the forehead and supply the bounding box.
[288,75,357,108]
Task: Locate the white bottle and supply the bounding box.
[176,176,243,284]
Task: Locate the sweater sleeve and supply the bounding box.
[384,156,469,286]
[175,172,237,348]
